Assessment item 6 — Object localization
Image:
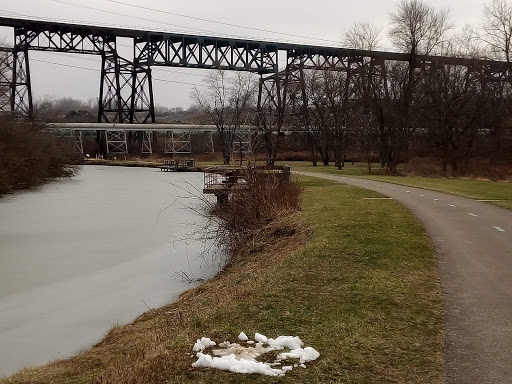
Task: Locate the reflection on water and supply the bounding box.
[0,165,221,376]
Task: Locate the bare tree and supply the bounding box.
[321,70,353,169]
[30,95,55,125]
[193,71,256,164]
[476,1,512,163]
[343,22,382,51]
[389,0,452,56]
[481,0,512,62]
[454,25,484,58]
[297,70,331,166]
[421,63,485,176]
[342,22,383,170]
[384,1,452,172]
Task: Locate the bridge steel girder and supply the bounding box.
[232,128,252,155]
[134,35,278,74]
[257,71,293,132]
[2,18,116,55]
[12,25,114,55]
[141,131,152,154]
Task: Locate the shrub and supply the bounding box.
[208,167,302,256]
[0,118,81,195]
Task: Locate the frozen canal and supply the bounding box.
[0,165,221,377]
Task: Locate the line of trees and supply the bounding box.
[191,0,512,176]
[284,0,512,176]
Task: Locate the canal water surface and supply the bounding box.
[0,165,221,377]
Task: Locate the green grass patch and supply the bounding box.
[3,177,444,383]
[286,161,512,210]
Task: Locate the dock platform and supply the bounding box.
[160,159,196,172]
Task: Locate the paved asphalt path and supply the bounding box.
[297,172,512,384]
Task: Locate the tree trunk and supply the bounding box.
[451,159,459,177]
[220,131,232,165]
[264,131,275,167]
[387,145,399,175]
[311,143,317,167]
[441,160,446,177]
[223,152,231,165]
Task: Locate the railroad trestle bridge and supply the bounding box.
[1,16,511,152]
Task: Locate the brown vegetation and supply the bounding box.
[400,156,512,181]
[0,118,81,195]
[207,168,302,258]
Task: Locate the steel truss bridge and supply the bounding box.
[47,123,254,155]
[1,16,511,153]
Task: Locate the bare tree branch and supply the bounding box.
[192,70,257,164]
[343,22,382,51]
[389,0,453,55]
[480,0,512,62]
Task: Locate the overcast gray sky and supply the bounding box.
[0,0,490,109]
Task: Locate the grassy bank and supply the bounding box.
[2,177,443,383]
[286,162,512,210]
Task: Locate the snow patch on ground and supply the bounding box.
[191,332,320,376]
[278,346,321,364]
[192,337,216,352]
[254,332,268,344]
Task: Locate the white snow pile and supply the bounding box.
[191,332,320,376]
[192,337,217,352]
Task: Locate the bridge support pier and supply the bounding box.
[204,131,215,153]
[97,44,155,124]
[98,49,132,123]
[130,65,155,124]
[232,128,252,156]
[105,130,128,154]
[164,131,192,154]
[73,130,84,153]
[0,46,33,118]
[141,131,152,154]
